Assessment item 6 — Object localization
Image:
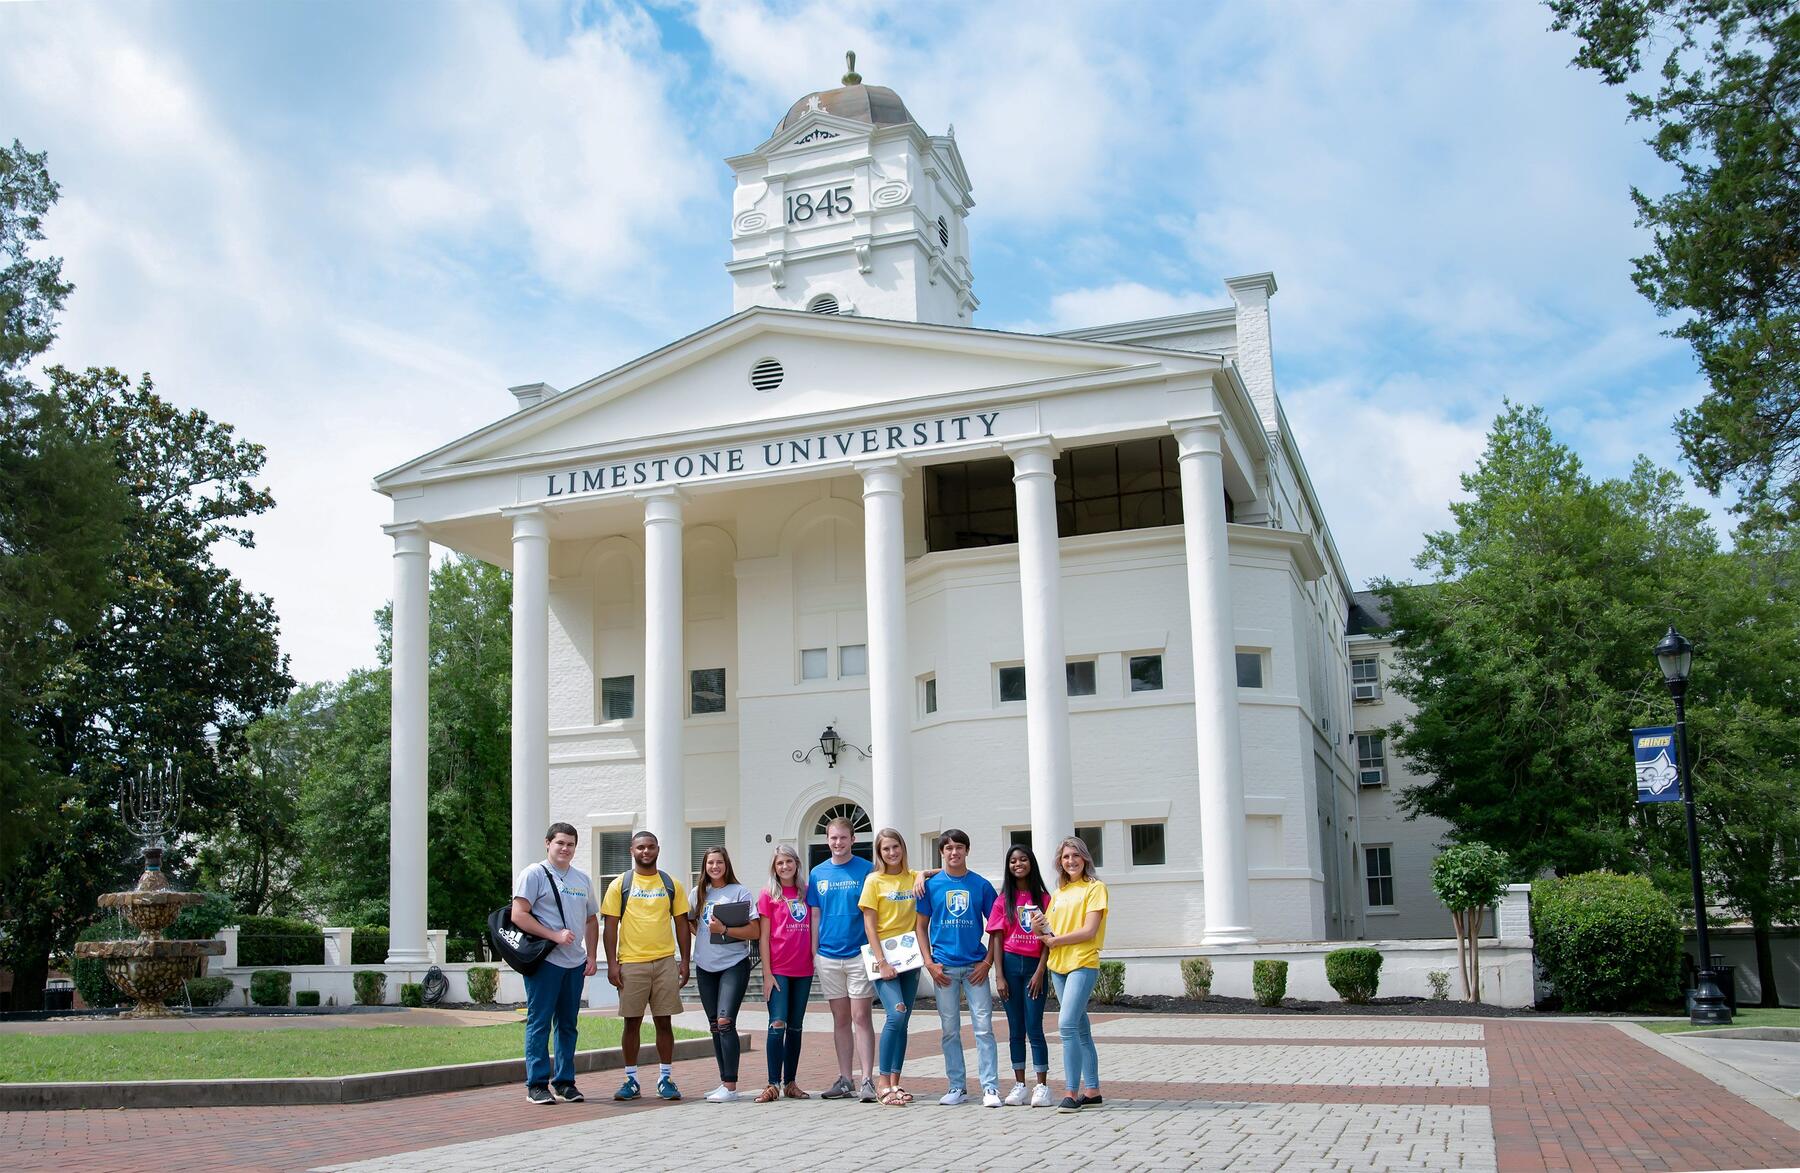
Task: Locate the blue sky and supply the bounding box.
[2,1,1715,685]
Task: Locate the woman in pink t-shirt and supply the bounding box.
[986,844,1053,1106]
[754,844,814,1103]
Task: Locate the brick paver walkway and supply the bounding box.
[4,1014,1797,1171]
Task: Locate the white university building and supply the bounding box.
[372,65,1418,992]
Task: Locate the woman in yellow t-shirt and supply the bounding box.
[1030,836,1108,1114]
[858,827,919,1105]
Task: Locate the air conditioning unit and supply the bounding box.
[1359,768,1385,787]
[1352,682,1381,702]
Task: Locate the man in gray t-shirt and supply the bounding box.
[510,823,601,1104]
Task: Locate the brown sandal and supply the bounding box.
[783,1082,810,1099]
[878,1086,907,1106]
[754,1084,781,1104]
[894,1086,914,1103]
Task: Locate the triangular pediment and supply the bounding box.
[377,310,1199,488]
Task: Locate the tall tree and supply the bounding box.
[1378,401,1719,877]
[1549,0,1800,528]
[0,365,290,1008]
[294,555,511,940]
[0,142,129,873]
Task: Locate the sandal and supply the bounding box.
[878,1086,907,1106]
[783,1082,810,1099]
[754,1084,781,1104]
[894,1086,914,1103]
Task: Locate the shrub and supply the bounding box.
[399,982,424,1008]
[350,925,390,966]
[70,920,133,1008]
[1092,960,1125,1004]
[236,915,324,967]
[1427,970,1451,1000]
[353,971,386,1005]
[295,989,320,1007]
[180,976,235,1007]
[169,892,236,944]
[1252,959,1288,1007]
[466,966,499,1004]
[1180,957,1214,1000]
[447,936,483,963]
[1324,947,1383,1004]
[1532,871,1681,1012]
[249,970,291,1007]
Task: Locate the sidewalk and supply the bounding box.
[6,1013,1798,1171]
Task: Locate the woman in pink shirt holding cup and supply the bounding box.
[987,844,1054,1107]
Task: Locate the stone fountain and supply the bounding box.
[74,762,224,1018]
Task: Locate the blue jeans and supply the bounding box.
[935,964,998,1093]
[1051,966,1100,1093]
[873,968,919,1076]
[697,957,751,1083]
[765,973,812,1086]
[523,959,586,1087]
[1000,950,1049,1073]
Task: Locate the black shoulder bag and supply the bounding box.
[487,863,567,976]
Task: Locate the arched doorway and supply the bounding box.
[805,800,873,870]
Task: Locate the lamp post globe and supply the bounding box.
[1656,625,1730,1026]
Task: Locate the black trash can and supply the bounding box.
[1709,954,1738,1011]
[42,980,74,1012]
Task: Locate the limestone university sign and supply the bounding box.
[532,406,1025,503]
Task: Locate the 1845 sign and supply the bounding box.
[536,409,1016,502]
[786,185,852,224]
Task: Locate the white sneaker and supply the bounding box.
[1003,1081,1029,1106]
[982,1089,1003,1108]
[939,1088,968,1106]
[704,1085,739,1103]
[1030,1083,1055,1108]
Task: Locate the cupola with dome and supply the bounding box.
[724,52,977,325]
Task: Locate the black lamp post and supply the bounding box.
[1655,625,1732,1026]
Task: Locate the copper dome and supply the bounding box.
[776,83,915,135]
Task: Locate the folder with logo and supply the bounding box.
[860,931,924,982]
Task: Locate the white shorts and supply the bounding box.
[816,953,872,1000]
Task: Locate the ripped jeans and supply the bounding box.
[696,957,751,1083]
[765,973,812,1086]
[873,968,920,1076]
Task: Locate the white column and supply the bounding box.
[860,459,914,836]
[384,521,431,965]
[1173,418,1254,944]
[1006,438,1073,865]
[507,507,550,879]
[642,489,689,882]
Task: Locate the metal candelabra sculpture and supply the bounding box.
[123,758,184,870]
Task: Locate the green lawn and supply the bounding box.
[0,1018,702,1082]
[1636,1007,1800,1034]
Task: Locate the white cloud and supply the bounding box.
[1002,281,1223,334]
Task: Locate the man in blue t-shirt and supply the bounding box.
[805,816,877,1102]
[917,828,999,1107]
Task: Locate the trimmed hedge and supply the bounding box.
[1180,957,1214,999]
[447,936,483,963]
[182,976,235,1007]
[399,982,424,1008]
[249,970,291,1007]
[466,966,499,1004]
[295,989,321,1007]
[1094,960,1126,1004]
[353,971,387,1005]
[1252,959,1288,1007]
[236,916,324,967]
[350,925,389,965]
[1532,871,1680,1011]
[70,920,132,1008]
[1324,947,1383,1003]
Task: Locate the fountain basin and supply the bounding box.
[74,939,226,1018]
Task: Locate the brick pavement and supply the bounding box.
[3,1014,1797,1171]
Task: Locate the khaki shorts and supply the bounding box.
[618,955,683,1018]
[816,952,872,1001]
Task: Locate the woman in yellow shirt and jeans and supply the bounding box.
[859,827,919,1106]
[1031,835,1108,1114]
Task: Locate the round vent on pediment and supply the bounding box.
[937,216,950,248]
[807,293,841,315]
[750,357,784,392]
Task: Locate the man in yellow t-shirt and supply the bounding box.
[601,830,691,1101]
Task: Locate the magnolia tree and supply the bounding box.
[1430,843,1511,1003]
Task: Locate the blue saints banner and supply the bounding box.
[1633,726,1682,804]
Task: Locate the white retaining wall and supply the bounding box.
[1111,937,1537,1007]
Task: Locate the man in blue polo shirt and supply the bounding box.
[805,815,876,1102]
[917,828,999,1107]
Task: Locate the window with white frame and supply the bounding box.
[690,825,726,887]
[1066,659,1097,697]
[690,667,727,714]
[997,664,1026,703]
[1351,655,1382,702]
[839,644,867,677]
[596,830,633,897]
[921,675,937,715]
[1075,824,1105,868]
[1129,822,1166,866]
[600,675,635,721]
[1128,653,1164,692]
[1235,650,1265,689]
[1365,845,1394,908]
[800,648,828,681]
[1356,733,1387,787]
